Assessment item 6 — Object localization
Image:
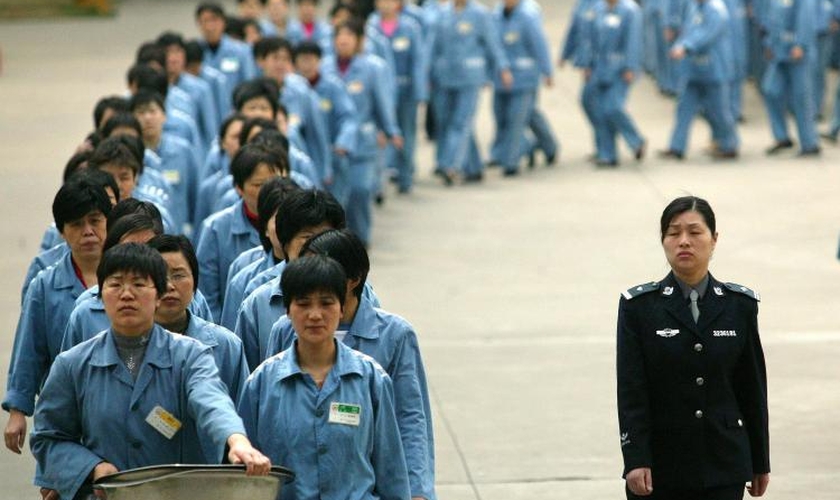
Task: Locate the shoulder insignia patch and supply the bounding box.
[622,281,661,300]
[724,282,760,301]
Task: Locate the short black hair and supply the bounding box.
[93,96,129,130]
[195,2,226,19]
[129,89,167,113]
[147,234,200,291]
[62,150,92,183]
[89,137,142,176]
[294,40,322,60]
[184,40,204,64]
[660,196,717,241]
[156,31,186,50]
[136,41,167,69]
[275,189,346,259]
[52,176,112,233]
[219,112,246,141]
[225,16,247,40]
[66,168,120,206]
[301,229,369,300]
[107,199,165,233]
[113,135,147,174]
[330,2,357,19]
[232,78,280,116]
[253,36,293,60]
[127,64,169,97]
[239,116,278,147]
[230,143,286,188]
[249,128,290,162]
[334,19,364,39]
[257,177,300,251]
[97,242,168,297]
[281,255,347,311]
[101,113,143,139]
[103,213,162,254]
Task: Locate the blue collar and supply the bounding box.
[90,325,173,369]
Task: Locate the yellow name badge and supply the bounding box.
[328,402,361,426]
[288,113,302,127]
[145,405,182,439]
[348,81,365,94]
[504,31,519,44]
[393,37,411,52]
[457,21,473,34]
[320,98,333,111]
[162,170,180,185]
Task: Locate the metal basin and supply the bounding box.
[93,464,294,500]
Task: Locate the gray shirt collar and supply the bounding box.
[674,273,710,300]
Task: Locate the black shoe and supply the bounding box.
[485,160,501,168]
[657,149,684,160]
[765,140,794,155]
[820,132,838,144]
[797,147,821,157]
[635,140,646,161]
[435,169,457,186]
[546,152,557,167]
[712,149,739,160]
[375,192,385,206]
[397,186,411,194]
[595,159,618,167]
[527,151,536,169]
[463,172,483,183]
[503,168,520,177]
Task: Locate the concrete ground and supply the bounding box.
[1,0,839,498]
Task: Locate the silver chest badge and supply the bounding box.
[713,287,724,296]
[656,328,680,338]
[662,287,674,296]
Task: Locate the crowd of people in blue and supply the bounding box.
[1,0,562,497]
[564,0,840,165]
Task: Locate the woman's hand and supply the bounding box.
[91,461,118,481]
[227,433,271,476]
[626,467,653,496]
[39,488,59,500]
[4,409,26,454]
[747,473,770,497]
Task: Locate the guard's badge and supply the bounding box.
[656,328,680,338]
[662,286,674,296]
[713,286,724,296]
[620,432,631,447]
[724,282,760,301]
[622,281,660,300]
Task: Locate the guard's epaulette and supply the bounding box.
[621,281,661,300]
[724,282,761,301]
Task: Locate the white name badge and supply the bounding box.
[348,81,365,94]
[605,14,621,28]
[329,402,361,426]
[288,113,302,127]
[504,31,519,44]
[221,57,240,73]
[457,21,473,34]
[393,37,410,51]
[145,405,182,439]
[163,170,181,185]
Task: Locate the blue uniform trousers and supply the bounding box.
[328,154,352,207]
[581,80,599,148]
[655,17,678,93]
[434,86,480,172]
[762,60,818,151]
[527,103,558,160]
[346,155,376,245]
[592,81,644,162]
[491,89,536,173]
[390,89,419,191]
[669,81,738,154]
[813,33,832,118]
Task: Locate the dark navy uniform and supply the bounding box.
[616,272,770,498]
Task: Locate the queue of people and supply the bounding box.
[564,0,840,162]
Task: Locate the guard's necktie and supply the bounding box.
[689,289,700,323]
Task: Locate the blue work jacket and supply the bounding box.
[238,340,411,500]
[267,296,434,499]
[763,0,816,62]
[147,134,201,232]
[175,72,220,150]
[219,249,276,330]
[309,72,359,155]
[31,325,246,500]
[287,18,334,55]
[673,0,733,83]
[201,35,258,98]
[22,243,68,304]
[581,0,643,84]
[368,13,429,102]
[493,1,554,91]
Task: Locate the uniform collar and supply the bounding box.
[269,263,288,299]
[90,325,172,369]
[347,294,380,340]
[672,273,710,300]
[231,200,255,236]
[661,272,727,334]
[273,339,365,382]
[54,251,86,292]
[184,313,219,348]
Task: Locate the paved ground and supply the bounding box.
[1,1,839,498]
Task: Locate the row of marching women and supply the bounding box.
[563,0,840,164]
[1,1,474,499]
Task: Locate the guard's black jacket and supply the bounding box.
[616,272,770,489]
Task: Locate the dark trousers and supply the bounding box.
[626,483,745,500]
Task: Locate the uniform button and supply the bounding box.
[132,441,142,449]
[315,409,324,417]
[318,446,327,455]
[694,343,703,352]
[696,377,705,386]
[737,419,743,427]
[694,410,704,419]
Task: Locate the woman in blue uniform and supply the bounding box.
[238,255,410,500]
[616,196,770,500]
[30,243,270,500]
